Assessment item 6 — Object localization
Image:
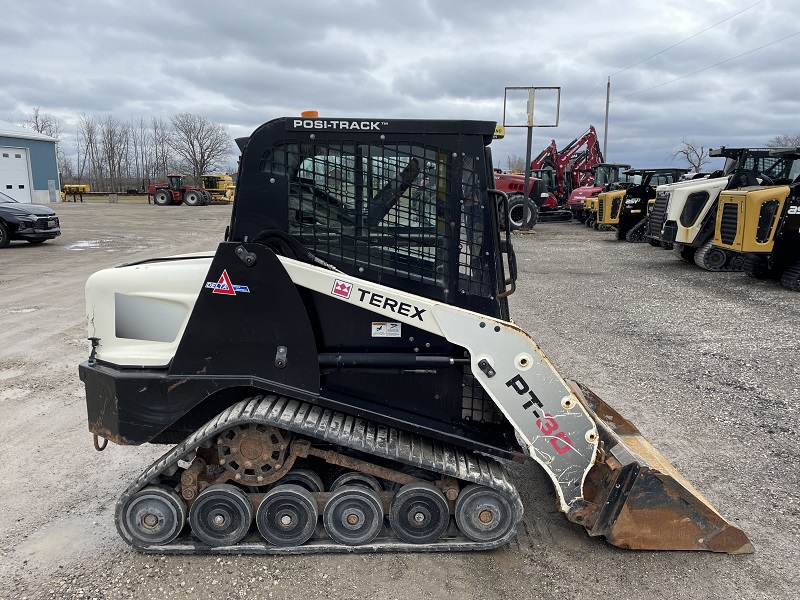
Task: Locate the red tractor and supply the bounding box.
[492,171,549,229]
[148,174,210,207]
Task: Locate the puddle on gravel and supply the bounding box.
[66,240,102,250]
[17,516,112,565]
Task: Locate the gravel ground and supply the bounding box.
[0,205,797,600]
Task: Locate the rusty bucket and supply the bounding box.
[566,382,753,554]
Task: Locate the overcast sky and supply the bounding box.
[1,0,797,172]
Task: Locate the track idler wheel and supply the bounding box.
[454,484,516,543]
[256,484,318,546]
[323,486,384,545]
[189,484,252,547]
[389,482,450,544]
[119,485,186,547]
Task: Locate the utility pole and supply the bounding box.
[603,77,610,160]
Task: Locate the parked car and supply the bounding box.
[0,191,62,247]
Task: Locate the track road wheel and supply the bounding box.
[256,484,318,546]
[389,482,450,544]
[330,472,383,493]
[507,195,537,230]
[153,189,173,206]
[625,219,646,243]
[323,486,383,546]
[454,484,515,543]
[781,259,800,291]
[694,239,728,271]
[276,468,324,493]
[184,190,204,206]
[119,485,186,547]
[189,484,252,547]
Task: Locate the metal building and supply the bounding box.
[0,122,60,204]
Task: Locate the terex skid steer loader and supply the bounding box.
[714,148,800,290]
[80,116,752,554]
[647,147,796,270]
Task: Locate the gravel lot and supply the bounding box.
[1,204,797,600]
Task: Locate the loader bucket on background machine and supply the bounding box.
[568,382,752,553]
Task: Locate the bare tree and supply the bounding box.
[169,113,233,181]
[151,117,172,180]
[766,133,800,147]
[77,113,104,189]
[19,106,63,139]
[671,139,710,172]
[20,107,68,183]
[505,154,526,172]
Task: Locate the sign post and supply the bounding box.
[502,87,561,231]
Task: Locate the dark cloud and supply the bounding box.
[2,0,798,169]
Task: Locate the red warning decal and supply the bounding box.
[205,270,250,295]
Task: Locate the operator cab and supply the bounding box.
[167,174,186,190]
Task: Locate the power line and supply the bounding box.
[563,0,765,121]
[611,30,800,102]
[609,0,765,77]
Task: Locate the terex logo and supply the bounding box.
[356,288,426,321]
[292,119,385,131]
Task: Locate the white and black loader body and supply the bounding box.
[647,146,798,270]
[80,117,752,554]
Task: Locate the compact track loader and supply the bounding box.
[647,147,796,270]
[595,169,689,242]
[713,148,800,289]
[80,116,751,555]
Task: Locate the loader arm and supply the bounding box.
[280,254,599,513]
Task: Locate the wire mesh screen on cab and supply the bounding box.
[259,141,495,301]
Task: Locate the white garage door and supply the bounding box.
[0,147,33,203]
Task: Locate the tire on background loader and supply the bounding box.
[507,194,538,230]
[153,189,173,206]
[184,190,205,207]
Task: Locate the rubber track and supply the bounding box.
[694,239,742,272]
[781,259,800,291]
[115,395,524,554]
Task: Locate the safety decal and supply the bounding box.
[372,322,401,338]
[331,279,353,299]
[205,270,250,295]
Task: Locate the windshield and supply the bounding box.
[0,191,18,203]
[724,154,800,181]
[594,165,629,186]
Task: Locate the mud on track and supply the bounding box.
[0,205,796,599]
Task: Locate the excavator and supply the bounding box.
[713,147,800,289]
[646,147,798,269]
[79,115,751,555]
[532,126,603,221]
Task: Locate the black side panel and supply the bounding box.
[169,242,320,395]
